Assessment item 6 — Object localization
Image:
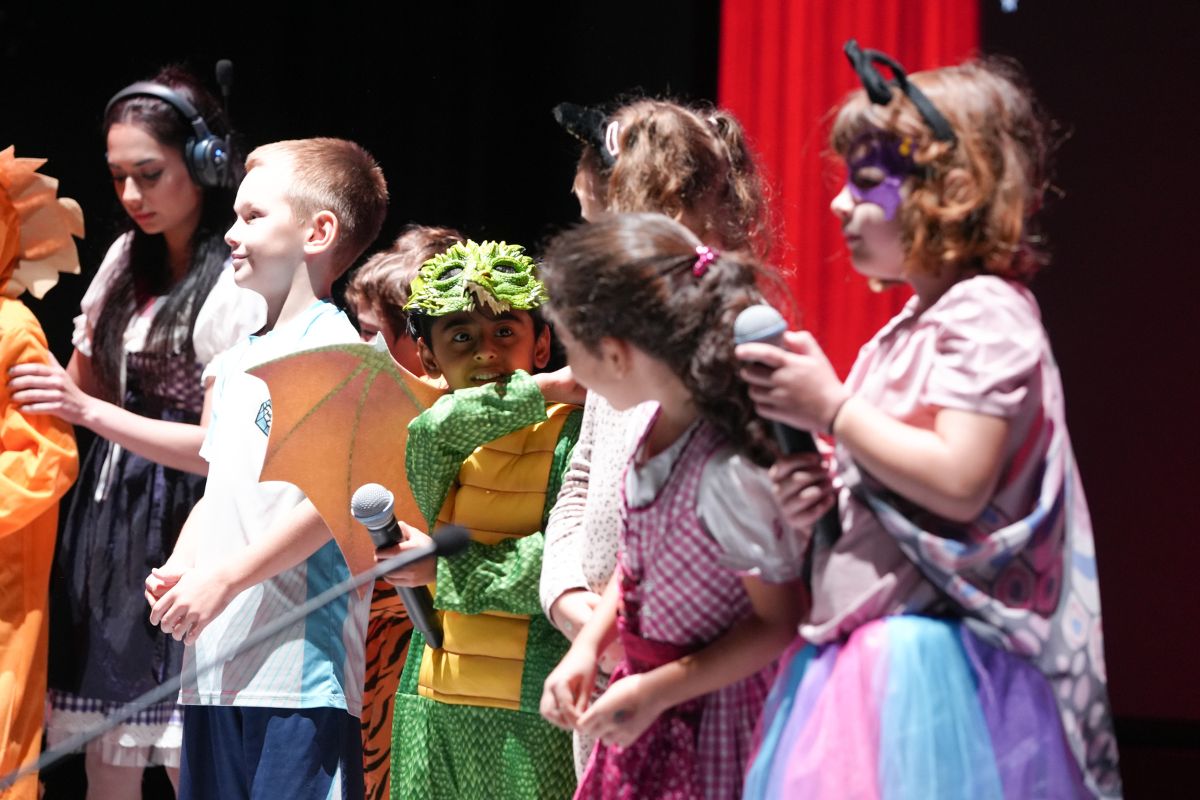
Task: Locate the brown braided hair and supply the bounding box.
[542,212,776,466]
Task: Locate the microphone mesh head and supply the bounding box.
[734,304,787,346]
[215,59,234,89]
[351,483,395,527]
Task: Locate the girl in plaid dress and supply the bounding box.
[539,213,820,799]
[544,97,773,780]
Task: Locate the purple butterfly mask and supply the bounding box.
[845,132,916,221]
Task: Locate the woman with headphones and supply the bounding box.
[8,65,263,798]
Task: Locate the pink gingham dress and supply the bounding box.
[576,420,775,800]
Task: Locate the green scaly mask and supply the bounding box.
[404,240,546,318]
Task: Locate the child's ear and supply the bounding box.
[599,336,631,377]
[416,338,442,379]
[532,325,552,370]
[303,210,340,256]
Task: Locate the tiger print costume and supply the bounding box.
[362,578,413,800]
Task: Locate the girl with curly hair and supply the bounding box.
[738,45,1119,799]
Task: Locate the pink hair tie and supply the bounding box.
[693,245,718,277]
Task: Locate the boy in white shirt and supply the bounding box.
[145,138,387,799]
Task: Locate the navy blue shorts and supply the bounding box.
[179,705,364,800]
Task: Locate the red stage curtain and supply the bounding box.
[719,0,979,376]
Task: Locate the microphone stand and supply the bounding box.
[0,527,468,792]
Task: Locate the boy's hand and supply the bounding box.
[377,521,437,587]
[540,641,599,732]
[144,565,185,607]
[577,673,664,748]
[149,565,238,646]
[532,366,585,406]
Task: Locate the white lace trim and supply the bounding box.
[46,706,182,767]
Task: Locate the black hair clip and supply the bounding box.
[552,102,617,168]
[843,40,956,144]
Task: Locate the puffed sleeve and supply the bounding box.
[71,233,132,358]
[192,261,266,368]
[697,448,809,583]
[922,276,1044,419]
[1,301,79,537]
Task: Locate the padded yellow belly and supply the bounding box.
[441,611,530,659]
[417,649,524,710]
[417,404,574,707]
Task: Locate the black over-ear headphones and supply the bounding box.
[105,81,234,189]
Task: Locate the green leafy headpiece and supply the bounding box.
[404,239,546,317]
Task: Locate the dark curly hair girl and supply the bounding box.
[541,212,776,466]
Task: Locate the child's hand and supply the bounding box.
[376,521,437,587]
[149,565,237,645]
[532,366,586,406]
[8,355,95,425]
[540,641,600,731]
[577,673,663,748]
[738,331,850,434]
[770,452,836,532]
[144,565,185,607]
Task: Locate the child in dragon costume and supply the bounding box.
[379,240,581,799]
[0,146,81,799]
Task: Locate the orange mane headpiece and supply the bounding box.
[0,146,84,299]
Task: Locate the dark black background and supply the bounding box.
[3,2,719,796]
[3,1,720,358]
[981,1,1200,793]
[5,1,1198,796]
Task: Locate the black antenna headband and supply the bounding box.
[843,40,956,144]
[552,102,617,168]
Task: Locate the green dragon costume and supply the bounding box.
[391,241,581,799]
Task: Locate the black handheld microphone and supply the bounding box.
[351,483,446,649]
[735,305,820,456]
[734,304,841,546]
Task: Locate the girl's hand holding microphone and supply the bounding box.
[733,308,842,537]
[736,330,850,436]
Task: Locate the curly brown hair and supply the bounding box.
[831,59,1054,283]
[577,99,773,260]
[345,224,463,336]
[542,212,776,466]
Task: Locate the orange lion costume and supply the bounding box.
[0,146,82,799]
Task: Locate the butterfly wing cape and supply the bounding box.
[247,338,444,590]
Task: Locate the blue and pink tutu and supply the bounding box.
[743,616,1091,799]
